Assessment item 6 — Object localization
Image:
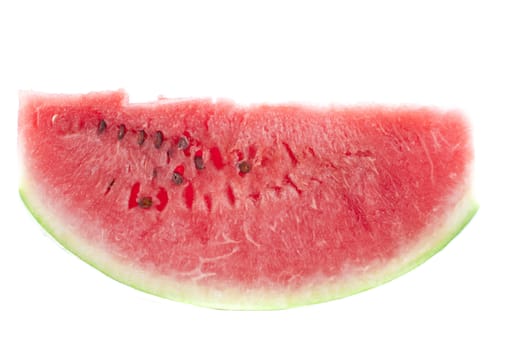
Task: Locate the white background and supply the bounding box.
[1,1,522,349]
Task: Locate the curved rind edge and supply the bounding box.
[19,179,478,310]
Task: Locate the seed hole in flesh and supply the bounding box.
[156,187,168,211]
[210,146,225,170]
[118,124,126,140]
[174,164,185,175]
[138,196,153,209]
[248,145,257,159]
[97,120,107,134]
[154,131,163,149]
[226,185,236,205]
[128,182,141,209]
[249,192,261,202]
[184,183,194,209]
[204,194,212,211]
[234,150,244,161]
[137,130,146,146]
[261,157,270,167]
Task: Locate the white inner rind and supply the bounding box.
[20,161,477,310]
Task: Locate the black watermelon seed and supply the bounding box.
[239,161,252,174]
[172,172,184,185]
[118,124,126,140]
[178,136,189,150]
[154,131,164,149]
[137,130,146,146]
[138,196,153,209]
[97,120,107,134]
[194,156,205,170]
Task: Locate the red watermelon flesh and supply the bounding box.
[18,91,477,309]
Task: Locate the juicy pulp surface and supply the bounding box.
[18,91,476,309]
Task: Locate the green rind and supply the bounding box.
[267,195,480,309]
[19,184,478,310]
[18,188,157,299]
[388,200,479,283]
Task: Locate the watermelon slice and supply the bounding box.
[18,91,477,310]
